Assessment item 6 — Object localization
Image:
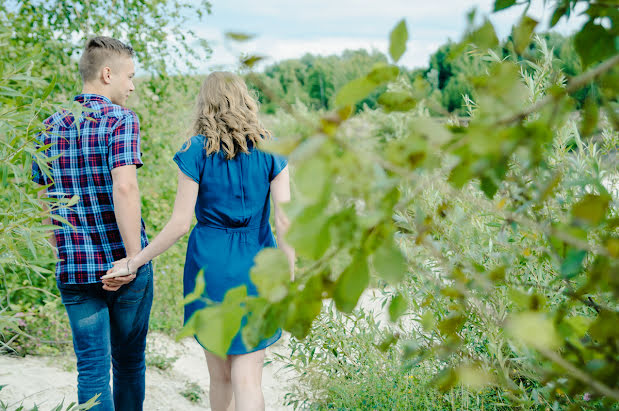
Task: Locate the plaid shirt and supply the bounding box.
[31,94,148,284]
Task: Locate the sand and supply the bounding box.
[0,332,295,410]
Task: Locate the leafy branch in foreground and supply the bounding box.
[183,1,618,408]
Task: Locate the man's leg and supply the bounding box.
[108,263,154,411]
[58,282,113,411]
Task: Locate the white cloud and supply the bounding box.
[183,0,588,73]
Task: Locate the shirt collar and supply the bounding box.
[74,94,113,104]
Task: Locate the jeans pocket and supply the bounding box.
[115,263,152,304]
[57,282,91,305]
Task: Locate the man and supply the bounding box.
[31,36,152,411]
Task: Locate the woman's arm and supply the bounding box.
[102,171,198,285]
[271,165,295,280]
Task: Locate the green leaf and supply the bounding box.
[188,286,247,357]
[334,64,399,107]
[241,54,265,68]
[389,19,408,63]
[512,15,538,55]
[286,203,332,260]
[560,248,587,279]
[550,4,568,27]
[333,253,369,313]
[580,93,599,137]
[571,193,611,225]
[372,238,407,284]
[250,248,290,302]
[493,0,516,11]
[466,20,499,50]
[574,21,616,67]
[378,91,417,112]
[224,31,256,42]
[294,155,329,200]
[335,77,378,108]
[480,175,498,199]
[437,312,465,337]
[183,269,206,305]
[507,311,560,350]
[388,293,408,322]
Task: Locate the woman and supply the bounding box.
[102,71,294,411]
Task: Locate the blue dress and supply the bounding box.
[173,135,286,355]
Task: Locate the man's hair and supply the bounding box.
[79,36,134,83]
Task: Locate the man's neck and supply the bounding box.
[81,84,112,101]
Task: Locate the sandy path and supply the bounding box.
[0,332,295,410]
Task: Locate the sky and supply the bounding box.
[176,0,588,72]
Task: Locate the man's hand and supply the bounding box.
[101,258,136,291]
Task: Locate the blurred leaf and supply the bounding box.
[507,311,559,350]
[372,238,407,284]
[561,248,587,279]
[241,54,265,68]
[378,91,417,112]
[493,0,516,11]
[550,4,569,27]
[250,248,290,302]
[588,310,619,340]
[286,203,332,260]
[466,20,499,50]
[571,193,611,225]
[437,312,465,337]
[224,31,256,42]
[574,21,616,67]
[333,253,369,313]
[182,269,206,305]
[389,19,408,63]
[421,311,436,331]
[183,286,247,357]
[388,293,408,322]
[457,365,493,390]
[335,64,399,107]
[512,15,538,55]
[580,93,599,137]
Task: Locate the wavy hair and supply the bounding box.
[188,71,271,159]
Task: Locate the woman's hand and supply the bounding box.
[101,258,137,291]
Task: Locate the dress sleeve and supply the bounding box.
[173,136,204,184]
[108,111,143,170]
[269,153,288,181]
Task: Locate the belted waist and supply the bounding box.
[196,221,267,233]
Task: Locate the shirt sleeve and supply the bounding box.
[108,111,143,170]
[269,153,288,181]
[173,136,204,184]
[31,132,48,185]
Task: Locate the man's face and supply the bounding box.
[108,56,135,106]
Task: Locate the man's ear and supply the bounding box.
[101,66,112,85]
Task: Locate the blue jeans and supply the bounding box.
[57,263,154,411]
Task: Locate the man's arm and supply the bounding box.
[37,186,57,259]
[111,164,142,258]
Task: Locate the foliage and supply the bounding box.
[179,382,204,404]
[183,1,619,408]
[0,386,98,411]
[0,0,212,96]
[0,0,211,353]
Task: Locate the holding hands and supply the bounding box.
[101,258,138,291]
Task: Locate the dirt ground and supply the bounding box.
[0,331,295,410]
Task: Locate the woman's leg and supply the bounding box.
[230,349,265,411]
[204,350,234,411]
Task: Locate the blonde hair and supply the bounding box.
[189,71,271,159]
[79,36,134,83]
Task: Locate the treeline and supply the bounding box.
[247,32,592,115]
